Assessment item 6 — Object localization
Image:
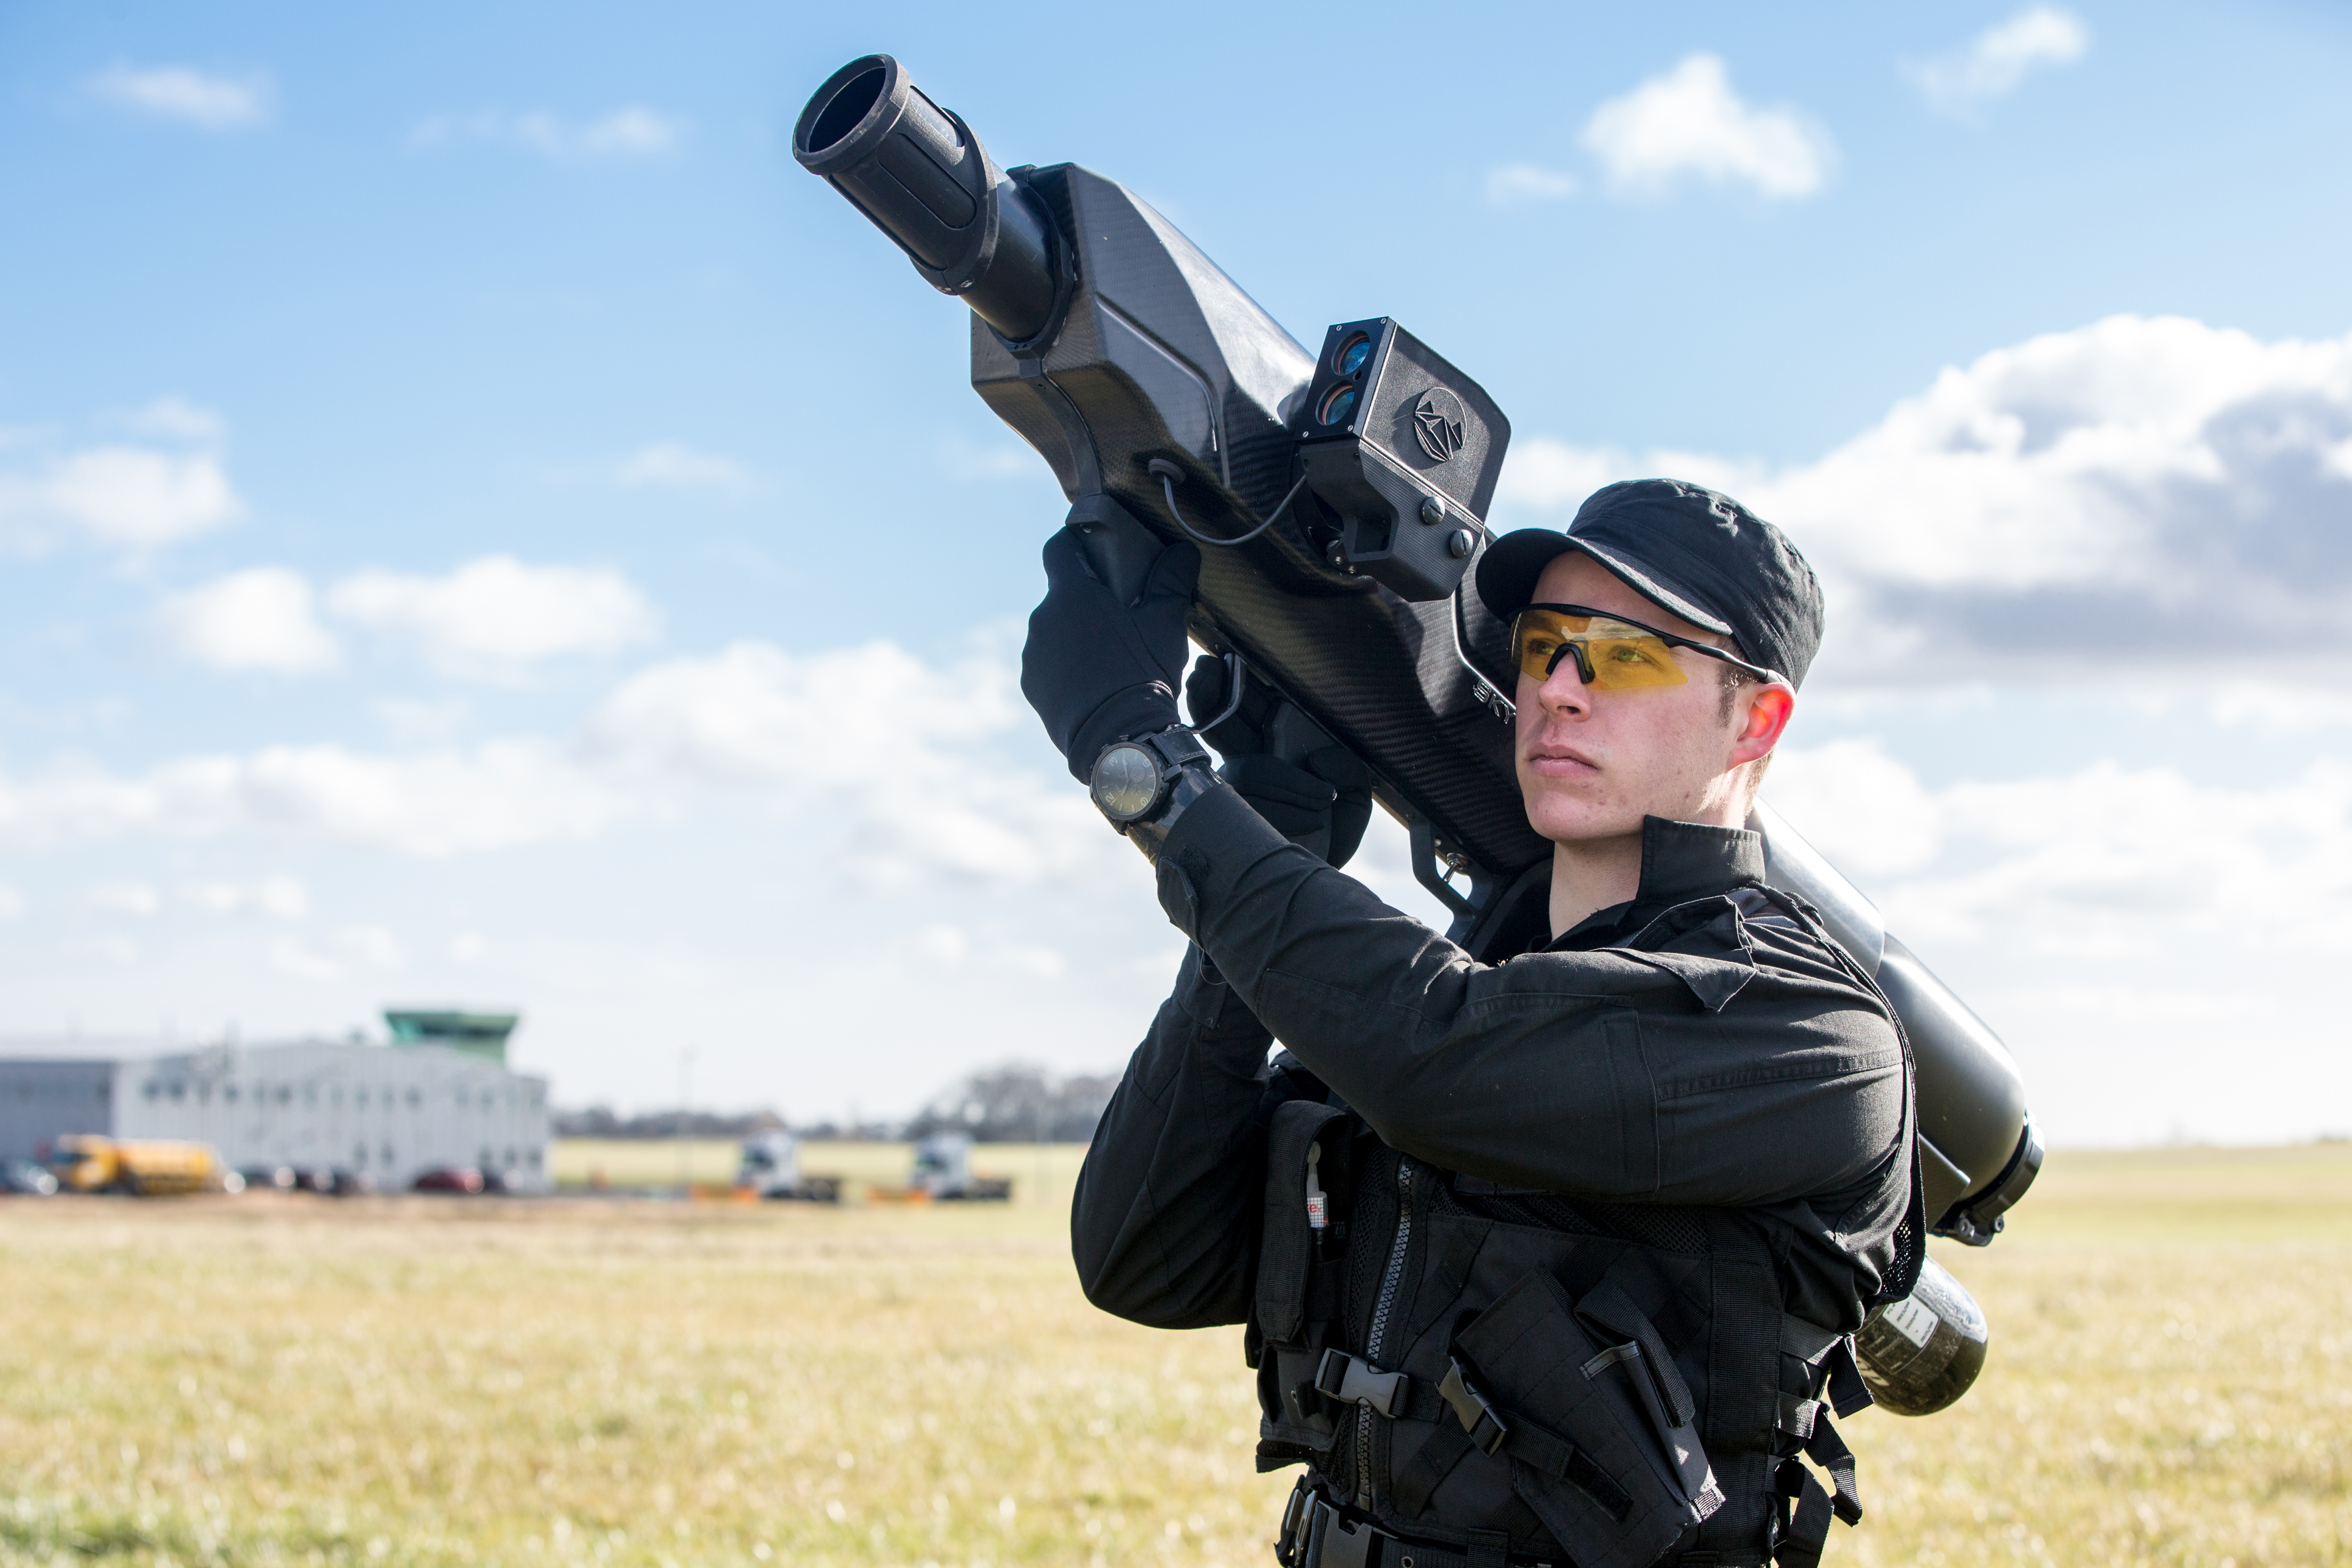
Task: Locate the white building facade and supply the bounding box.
[0,1037,550,1191]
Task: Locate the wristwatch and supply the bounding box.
[1087,727,1216,855]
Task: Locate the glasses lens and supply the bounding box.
[1581,630,1687,688]
[1511,611,1689,690]
[1334,334,1372,377]
[1512,610,1576,683]
[1318,383,1358,427]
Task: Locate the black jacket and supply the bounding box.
[1072,786,1916,1339]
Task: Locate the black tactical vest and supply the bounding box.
[1249,1096,1873,1568]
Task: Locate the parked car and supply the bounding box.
[411,1167,485,1195]
[2,1157,59,1196]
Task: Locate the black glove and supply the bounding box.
[1182,653,1374,868]
[1022,529,1201,781]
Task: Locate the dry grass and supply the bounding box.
[1,1145,2349,1567]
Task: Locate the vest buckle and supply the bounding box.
[1314,1348,1407,1417]
[1437,1358,1511,1455]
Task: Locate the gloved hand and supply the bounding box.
[1182,653,1374,868]
[1022,529,1201,781]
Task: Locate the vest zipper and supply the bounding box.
[1356,1156,1414,1509]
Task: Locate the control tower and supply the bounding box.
[383,1009,520,1063]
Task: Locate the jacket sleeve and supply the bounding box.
[1153,784,1908,1209]
[1069,943,1279,1329]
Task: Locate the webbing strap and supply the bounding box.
[1466,1528,1510,1568]
[1773,1460,1834,1568]
[1315,1352,1636,1529]
[1435,1358,1633,1522]
[1770,1414,1862,1567]
[1388,1414,1474,1518]
[1823,1338,1874,1418]
[1287,1493,1555,1568]
[1778,1316,1840,1363]
[1805,1417,1863,1526]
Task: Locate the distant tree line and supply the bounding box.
[901,1063,1119,1144]
[553,1062,1117,1144]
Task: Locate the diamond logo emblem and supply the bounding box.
[1413,387,1467,463]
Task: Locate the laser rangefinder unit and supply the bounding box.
[793,54,2041,1401]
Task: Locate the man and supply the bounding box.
[1021,479,1920,1568]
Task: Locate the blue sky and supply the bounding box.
[3,1,2349,1141]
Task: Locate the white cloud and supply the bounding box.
[408,107,683,161]
[1497,315,2352,685]
[1583,54,1833,200]
[616,442,753,492]
[0,631,1114,892]
[270,925,405,982]
[1910,7,2091,116]
[87,64,272,130]
[124,397,226,441]
[373,696,476,746]
[0,740,631,858]
[1754,739,1946,879]
[901,923,1067,979]
[182,875,309,919]
[585,639,1020,793]
[328,556,657,674]
[1484,163,1580,207]
[1767,741,2352,957]
[159,567,340,673]
[0,446,243,548]
[85,883,161,918]
[585,638,1128,893]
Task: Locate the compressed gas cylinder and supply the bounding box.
[1855,1256,1988,1416]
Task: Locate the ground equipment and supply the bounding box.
[736,1131,843,1202]
[910,1132,1012,1201]
[45,1135,239,1196]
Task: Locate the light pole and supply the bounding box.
[676,1045,695,1195]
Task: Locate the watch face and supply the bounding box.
[1090,742,1162,822]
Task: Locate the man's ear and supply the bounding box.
[1731,683,1794,768]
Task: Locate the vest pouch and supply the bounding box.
[1256,1101,1354,1459]
[1448,1271,1722,1568]
[1257,1343,1342,1455]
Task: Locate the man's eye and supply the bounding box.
[1525,638,1558,660]
[1605,643,1654,666]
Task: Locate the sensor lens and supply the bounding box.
[1334,333,1372,377]
[1318,384,1359,427]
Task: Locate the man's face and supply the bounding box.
[1513,553,1791,843]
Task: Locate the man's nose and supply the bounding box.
[1536,647,1593,714]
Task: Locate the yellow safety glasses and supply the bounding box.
[1508,604,1783,691]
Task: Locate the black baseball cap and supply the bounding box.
[1475,478,1824,690]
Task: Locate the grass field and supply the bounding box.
[2,1145,2349,1568]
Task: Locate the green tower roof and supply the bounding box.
[384,1009,520,1061]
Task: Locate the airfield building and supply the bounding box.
[0,1010,550,1191]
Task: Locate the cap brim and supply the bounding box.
[1476,530,1735,637]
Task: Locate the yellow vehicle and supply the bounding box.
[45,1134,238,1196]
